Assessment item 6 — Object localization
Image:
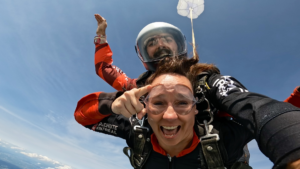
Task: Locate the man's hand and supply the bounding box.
[95,14,107,36]
[112,85,152,119]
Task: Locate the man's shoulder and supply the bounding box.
[136,71,153,87]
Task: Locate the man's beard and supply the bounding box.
[153,48,173,59]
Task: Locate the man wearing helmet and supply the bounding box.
[135,22,187,71]
[93,14,188,89]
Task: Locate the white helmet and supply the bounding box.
[135,22,187,71]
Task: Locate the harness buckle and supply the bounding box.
[134,115,149,132]
[200,133,220,141]
[200,119,220,141]
[133,125,149,132]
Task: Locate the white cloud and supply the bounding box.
[11,146,23,150]
[20,152,60,164]
[20,152,72,169]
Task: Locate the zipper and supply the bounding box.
[167,154,172,169]
[167,154,172,162]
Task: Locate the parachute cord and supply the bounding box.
[189,8,197,60]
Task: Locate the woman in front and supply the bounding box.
[74,56,300,169]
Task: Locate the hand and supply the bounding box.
[95,14,107,36]
[112,85,152,119]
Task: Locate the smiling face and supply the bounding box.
[146,74,198,148]
[145,33,178,60]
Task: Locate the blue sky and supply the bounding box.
[0,0,299,168]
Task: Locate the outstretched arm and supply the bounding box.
[206,74,300,169]
[94,14,137,91]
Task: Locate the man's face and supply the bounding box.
[146,74,198,148]
[145,33,178,59]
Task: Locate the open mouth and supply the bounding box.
[160,126,181,138]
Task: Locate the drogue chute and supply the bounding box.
[177,0,204,60]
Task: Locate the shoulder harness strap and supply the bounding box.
[195,73,227,169]
[123,116,152,169]
[195,72,211,95]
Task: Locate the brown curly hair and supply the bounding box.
[145,52,220,93]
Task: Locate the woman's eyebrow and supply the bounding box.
[149,94,166,99]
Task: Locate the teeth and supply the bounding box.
[164,134,174,137]
[162,126,178,130]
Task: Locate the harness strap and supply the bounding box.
[123,147,137,168]
[196,73,215,123]
[198,143,208,169]
[196,72,210,94]
[201,137,226,169]
[123,117,152,169]
[200,120,226,169]
[133,127,148,156]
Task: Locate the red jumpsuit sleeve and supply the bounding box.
[94,43,137,91]
[284,86,300,108]
[74,92,112,126]
[74,91,132,140]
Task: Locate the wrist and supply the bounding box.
[94,35,107,44]
[97,31,106,36]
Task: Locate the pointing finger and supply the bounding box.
[135,85,152,98]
